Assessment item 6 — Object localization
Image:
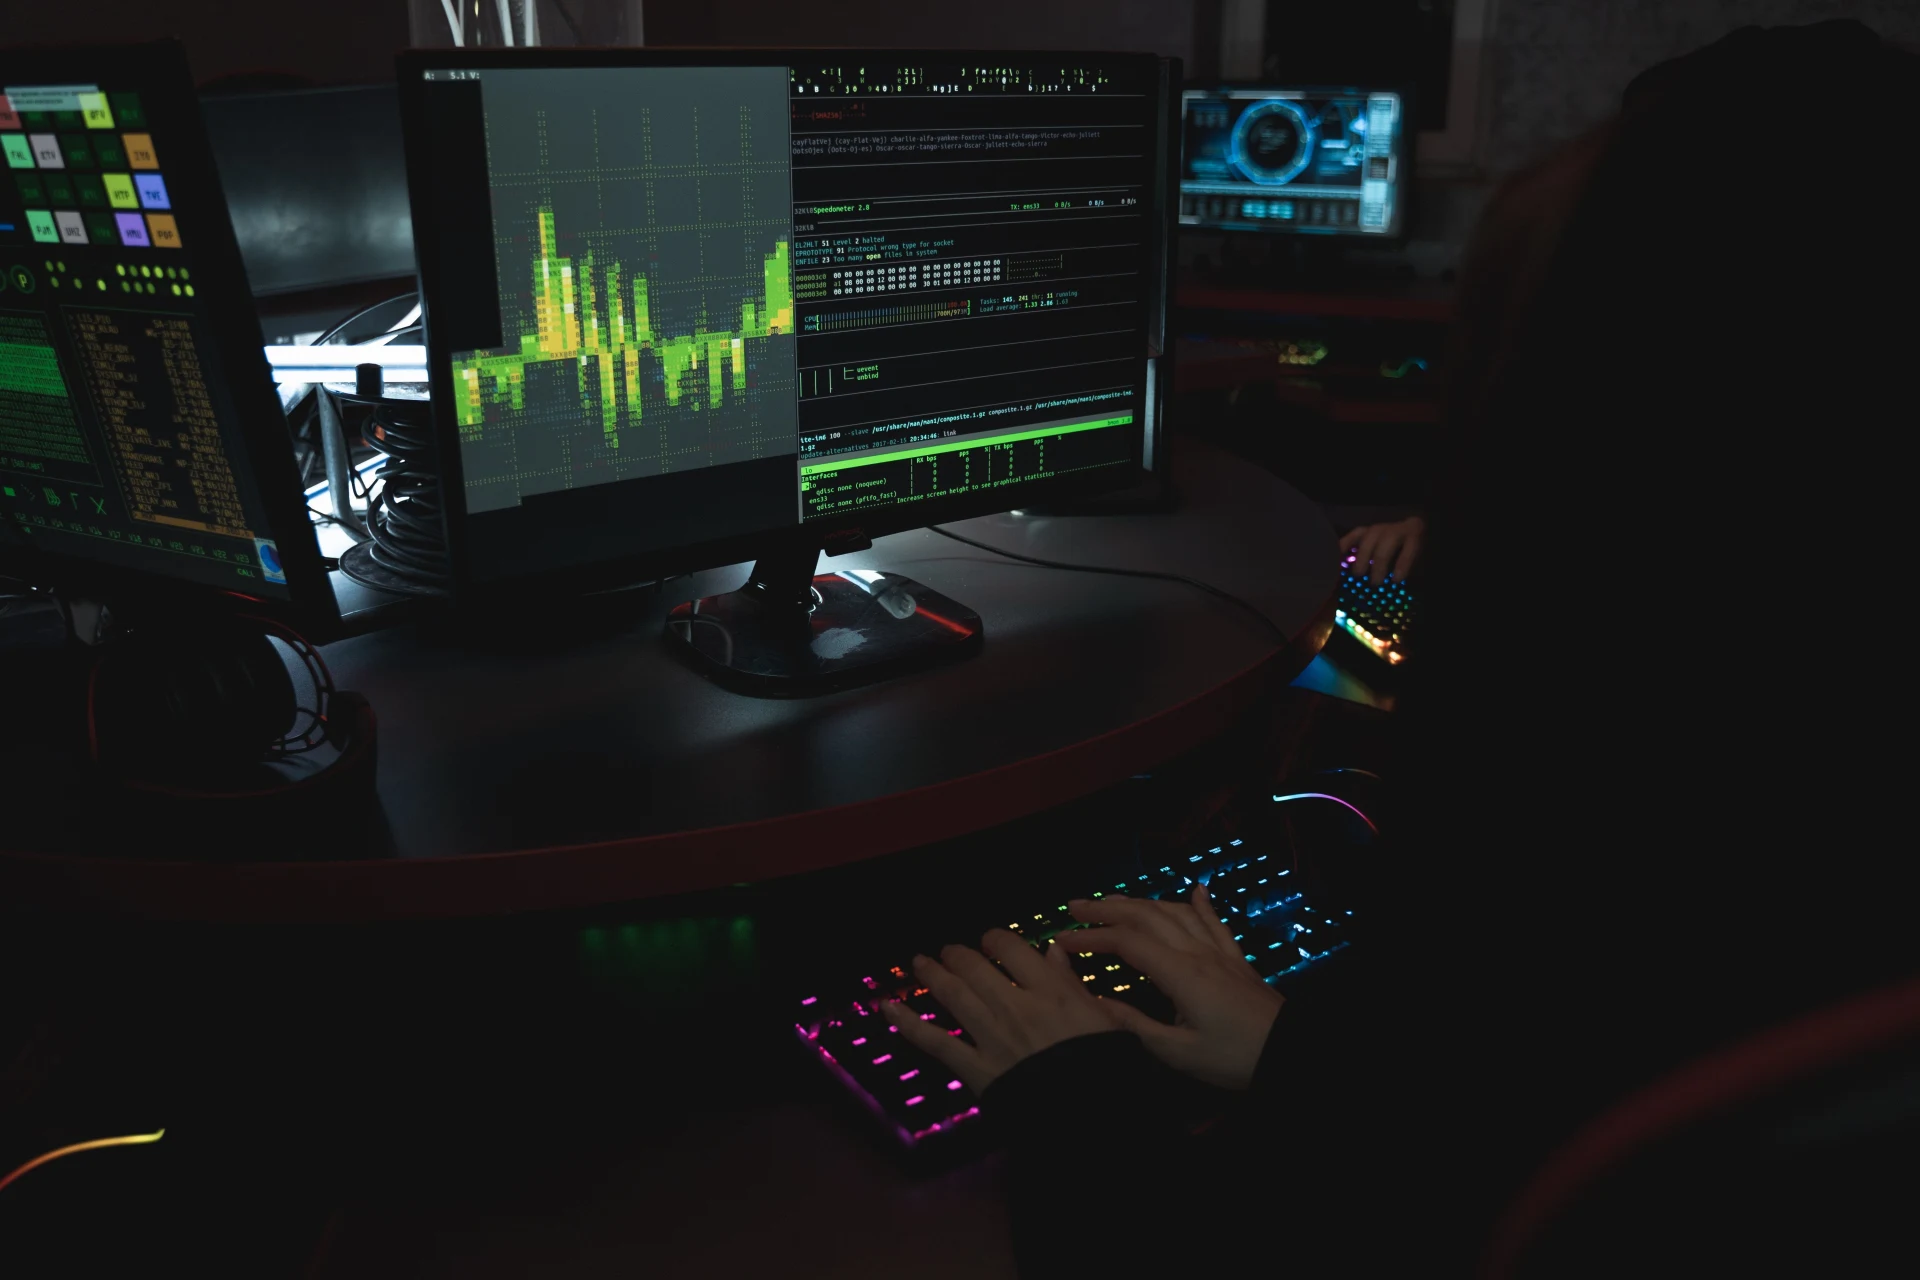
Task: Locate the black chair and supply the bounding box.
[1481,975,1920,1279]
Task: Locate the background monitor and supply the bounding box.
[201,84,416,297]
[0,42,334,621]
[1179,86,1407,238]
[400,49,1162,599]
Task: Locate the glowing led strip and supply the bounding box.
[1272,791,1380,834]
[1334,610,1404,664]
[0,1129,165,1195]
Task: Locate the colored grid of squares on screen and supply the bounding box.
[16,209,181,248]
[4,92,173,248]
[1,89,141,127]
[1,129,155,170]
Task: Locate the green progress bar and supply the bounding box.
[799,414,1132,477]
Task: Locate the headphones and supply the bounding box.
[86,614,377,807]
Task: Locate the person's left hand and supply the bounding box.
[885,929,1120,1094]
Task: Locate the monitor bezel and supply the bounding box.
[0,40,341,636]
[1178,82,1416,245]
[396,46,1161,605]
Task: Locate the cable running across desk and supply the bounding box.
[927,525,1288,644]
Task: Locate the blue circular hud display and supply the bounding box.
[1228,99,1315,186]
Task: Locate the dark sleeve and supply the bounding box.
[983,966,1400,1276]
[981,1031,1197,1275]
[1238,958,1418,1271]
[1251,985,1349,1095]
[980,1030,1170,1139]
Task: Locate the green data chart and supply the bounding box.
[453,66,797,514]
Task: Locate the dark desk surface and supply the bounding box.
[308,1100,1019,1279]
[3,438,1335,920]
[1173,337,1443,423]
[1177,272,1456,322]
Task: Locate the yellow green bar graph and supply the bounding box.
[453,208,794,448]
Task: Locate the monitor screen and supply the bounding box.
[201,84,415,297]
[403,52,1159,592]
[1179,87,1405,237]
[0,44,323,610]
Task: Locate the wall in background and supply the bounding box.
[9,0,1913,274]
[7,0,408,87]
[644,0,1201,69]
[1380,0,1920,275]
[4,0,1201,88]
[11,0,1913,151]
[1480,0,1919,175]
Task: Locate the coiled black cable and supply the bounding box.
[354,393,448,591]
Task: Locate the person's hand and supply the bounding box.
[1059,887,1284,1091]
[1341,515,1425,584]
[885,929,1121,1094]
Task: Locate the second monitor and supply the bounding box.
[400,51,1171,690]
[1180,86,1406,238]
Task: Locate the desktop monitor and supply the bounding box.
[400,50,1162,592]
[0,42,335,628]
[201,83,416,297]
[399,49,1170,689]
[1179,86,1407,238]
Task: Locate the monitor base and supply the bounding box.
[665,542,982,697]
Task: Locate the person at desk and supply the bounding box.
[1341,513,1425,583]
[880,20,1917,1276]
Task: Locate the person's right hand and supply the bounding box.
[1060,888,1285,1090]
[1340,515,1425,584]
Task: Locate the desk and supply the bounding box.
[2,438,1336,921]
[1176,275,1456,324]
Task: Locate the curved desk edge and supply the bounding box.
[2,599,1335,923]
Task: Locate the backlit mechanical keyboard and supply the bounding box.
[794,826,1356,1151]
[1336,553,1414,665]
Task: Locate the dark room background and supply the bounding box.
[11,0,1916,270]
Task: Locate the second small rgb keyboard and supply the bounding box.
[1336,553,1414,665]
[794,802,1359,1151]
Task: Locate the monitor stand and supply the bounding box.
[664,536,983,696]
